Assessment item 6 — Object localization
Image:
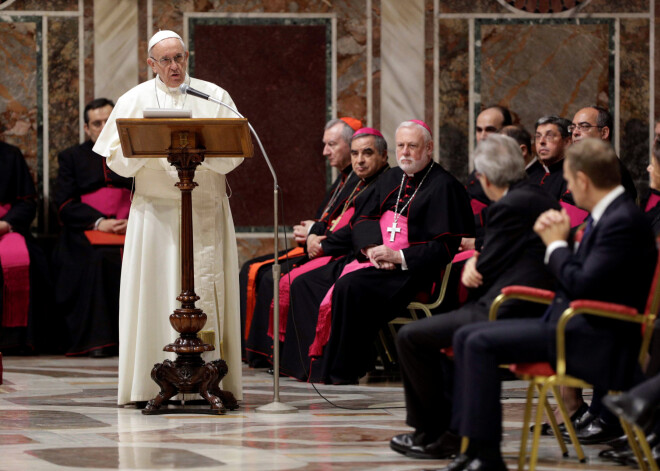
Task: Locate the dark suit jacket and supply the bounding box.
[471,180,561,316]
[545,192,656,390]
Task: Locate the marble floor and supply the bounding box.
[0,355,620,470]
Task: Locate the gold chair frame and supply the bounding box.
[491,236,660,471]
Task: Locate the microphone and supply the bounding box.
[179,83,210,100]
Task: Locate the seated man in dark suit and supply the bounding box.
[440,138,657,471]
[390,134,560,460]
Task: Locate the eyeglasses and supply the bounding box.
[150,53,186,67]
[568,123,602,133]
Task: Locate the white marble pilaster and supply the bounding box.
[94,0,139,101]
[380,0,425,164]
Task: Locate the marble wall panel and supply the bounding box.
[48,16,79,184]
[477,19,611,134]
[0,19,39,181]
[372,0,381,129]
[137,0,149,83]
[620,18,651,193]
[191,20,330,228]
[0,0,76,10]
[83,0,94,105]
[437,19,469,181]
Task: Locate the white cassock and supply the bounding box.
[94,74,243,404]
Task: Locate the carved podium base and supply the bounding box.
[142,357,238,415]
[140,138,239,416]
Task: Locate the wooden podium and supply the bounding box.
[117,118,253,414]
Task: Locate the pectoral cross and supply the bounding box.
[387,220,401,242]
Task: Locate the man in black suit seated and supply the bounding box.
[390,134,560,460]
[439,138,657,471]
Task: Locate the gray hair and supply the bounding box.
[396,121,432,145]
[325,119,355,145]
[473,134,526,187]
[351,133,387,155]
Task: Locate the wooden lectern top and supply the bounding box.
[116,118,254,159]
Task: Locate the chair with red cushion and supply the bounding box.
[490,237,660,471]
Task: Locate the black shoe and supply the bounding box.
[390,432,418,455]
[573,417,623,445]
[561,409,598,440]
[603,393,657,430]
[390,430,439,455]
[531,402,588,436]
[406,431,461,459]
[423,453,472,471]
[602,433,630,450]
[625,441,660,467]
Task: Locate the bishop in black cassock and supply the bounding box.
[242,118,363,366]
[0,141,53,353]
[280,120,474,384]
[53,130,132,356]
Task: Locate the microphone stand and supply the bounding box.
[192,89,297,414]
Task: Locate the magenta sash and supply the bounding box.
[560,201,588,228]
[267,208,356,342]
[309,211,410,357]
[81,187,131,219]
[0,226,30,327]
[645,193,660,212]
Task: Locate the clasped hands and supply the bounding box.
[98,218,128,234]
[365,244,401,270]
[533,208,571,246]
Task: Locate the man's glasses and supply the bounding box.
[150,53,185,67]
[568,122,602,133]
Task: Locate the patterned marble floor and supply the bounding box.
[0,355,618,470]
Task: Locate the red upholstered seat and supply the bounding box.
[509,362,555,377]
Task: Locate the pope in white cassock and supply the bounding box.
[94,30,243,405]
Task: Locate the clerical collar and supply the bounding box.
[542,159,564,173]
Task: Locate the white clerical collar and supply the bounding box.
[590,185,625,226]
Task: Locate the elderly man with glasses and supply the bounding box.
[94,30,244,408]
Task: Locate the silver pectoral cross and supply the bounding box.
[387,220,401,242]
